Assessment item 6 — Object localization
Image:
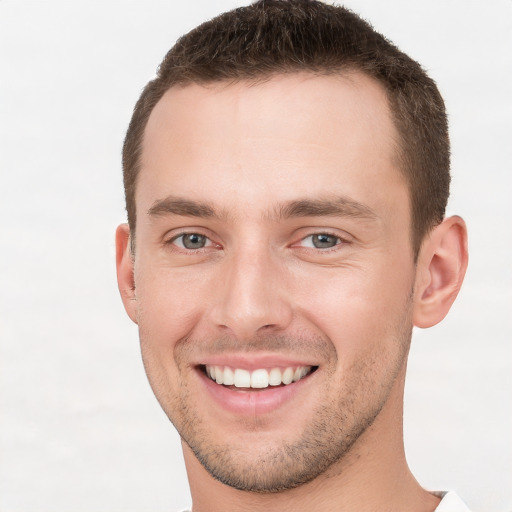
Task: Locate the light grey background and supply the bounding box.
[0,1,511,511]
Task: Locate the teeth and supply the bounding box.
[251,369,268,388]
[205,365,312,389]
[234,369,251,388]
[282,367,294,385]
[223,366,234,385]
[269,368,282,386]
[293,367,308,382]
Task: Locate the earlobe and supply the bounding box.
[413,216,468,328]
[115,224,138,324]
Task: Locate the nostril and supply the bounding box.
[258,324,280,333]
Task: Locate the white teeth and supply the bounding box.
[205,365,312,389]
[223,366,234,385]
[293,367,307,382]
[282,367,294,385]
[269,368,282,386]
[234,369,251,388]
[215,367,224,385]
[251,369,269,388]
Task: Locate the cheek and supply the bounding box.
[136,263,213,330]
[294,259,415,363]
[134,267,210,408]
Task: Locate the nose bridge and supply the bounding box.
[212,241,292,338]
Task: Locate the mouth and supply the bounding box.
[196,360,320,415]
[200,364,318,390]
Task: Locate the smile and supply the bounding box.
[204,365,315,389]
[197,361,320,414]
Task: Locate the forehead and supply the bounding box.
[138,72,407,220]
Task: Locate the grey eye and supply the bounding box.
[311,234,339,248]
[181,233,208,249]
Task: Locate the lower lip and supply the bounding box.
[197,369,315,415]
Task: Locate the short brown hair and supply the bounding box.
[123,0,450,256]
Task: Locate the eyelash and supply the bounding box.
[166,232,215,251]
[165,230,348,253]
[296,232,345,250]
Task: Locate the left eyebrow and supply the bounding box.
[276,197,377,220]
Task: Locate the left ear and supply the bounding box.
[413,216,468,328]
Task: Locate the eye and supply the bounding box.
[300,233,341,249]
[172,233,211,250]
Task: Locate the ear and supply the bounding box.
[413,216,468,328]
[115,224,138,324]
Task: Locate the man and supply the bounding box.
[115,1,469,510]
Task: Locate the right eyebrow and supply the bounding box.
[147,196,219,219]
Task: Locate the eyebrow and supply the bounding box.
[148,196,220,219]
[277,197,377,220]
[147,195,377,221]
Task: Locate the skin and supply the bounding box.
[116,73,468,511]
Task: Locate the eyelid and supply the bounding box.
[172,233,212,249]
[300,234,340,248]
[164,228,221,250]
[292,229,352,250]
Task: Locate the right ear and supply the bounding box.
[115,224,138,324]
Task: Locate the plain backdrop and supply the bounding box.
[0,1,511,511]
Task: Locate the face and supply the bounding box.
[123,73,418,492]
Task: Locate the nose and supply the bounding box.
[209,246,294,340]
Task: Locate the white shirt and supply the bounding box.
[434,491,472,511]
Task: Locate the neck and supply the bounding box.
[183,366,439,512]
